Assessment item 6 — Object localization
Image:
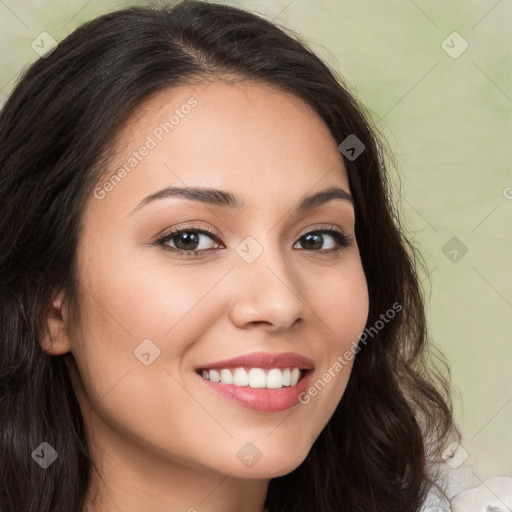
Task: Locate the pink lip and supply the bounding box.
[195,351,315,371]
[196,369,314,412]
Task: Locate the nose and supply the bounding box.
[228,243,305,332]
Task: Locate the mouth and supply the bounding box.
[193,352,315,412]
[195,366,312,389]
[194,351,314,389]
[195,367,314,412]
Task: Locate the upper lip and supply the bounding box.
[195,351,315,371]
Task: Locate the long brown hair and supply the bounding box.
[0,2,461,510]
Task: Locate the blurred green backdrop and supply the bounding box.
[1,0,510,484]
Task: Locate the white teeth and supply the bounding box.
[200,367,304,388]
[209,369,221,382]
[266,368,283,388]
[248,368,266,388]
[233,368,249,386]
[220,369,233,385]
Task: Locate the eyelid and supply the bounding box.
[156,223,349,244]
[297,223,346,238]
[155,222,353,259]
[155,222,223,244]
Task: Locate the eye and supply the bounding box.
[156,226,223,256]
[294,226,352,254]
[155,224,352,258]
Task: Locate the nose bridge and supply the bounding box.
[228,231,305,328]
[237,229,295,286]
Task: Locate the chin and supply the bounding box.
[222,443,312,480]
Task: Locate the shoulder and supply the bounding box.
[422,456,512,512]
[420,482,452,512]
[420,456,480,512]
[449,475,512,512]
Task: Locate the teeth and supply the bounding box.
[200,367,304,388]
[209,369,220,382]
[266,368,283,389]
[220,369,233,385]
[248,368,266,388]
[233,368,249,386]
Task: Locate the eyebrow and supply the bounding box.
[129,184,353,215]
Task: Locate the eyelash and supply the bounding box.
[155,224,352,258]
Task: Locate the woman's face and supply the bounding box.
[60,80,369,480]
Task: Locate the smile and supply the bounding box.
[197,367,304,388]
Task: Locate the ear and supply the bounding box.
[40,289,72,355]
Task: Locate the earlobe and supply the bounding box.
[40,289,72,355]
[40,326,71,355]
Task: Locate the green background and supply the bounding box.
[1,0,510,482]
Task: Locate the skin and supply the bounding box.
[42,80,369,512]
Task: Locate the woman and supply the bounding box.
[0,1,461,511]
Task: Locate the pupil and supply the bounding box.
[303,233,322,250]
[176,231,199,250]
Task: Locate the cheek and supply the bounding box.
[68,250,225,467]
[69,245,233,409]
[296,258,368,425]
[308,256,370,346]
[328,260,369,388]
[76,243,227,348]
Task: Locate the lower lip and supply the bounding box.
[196,370,314,412]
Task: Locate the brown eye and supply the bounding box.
[157,228,222,254]
[294,229,351,252]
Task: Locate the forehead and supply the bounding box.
[94,80,350,218]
